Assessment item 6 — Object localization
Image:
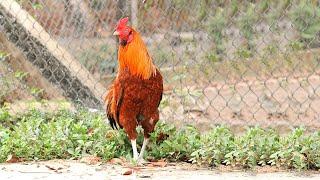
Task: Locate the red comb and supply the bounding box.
[118,17,129,27]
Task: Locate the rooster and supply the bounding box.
[105,17,163,162]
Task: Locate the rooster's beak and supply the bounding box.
[113,31,119,36]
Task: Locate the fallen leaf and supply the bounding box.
[130,167,141,171]
[109,158,124,165]
[6,154,22,163]
[80,155,101,165]
[105,131,115,139]
[139,175,151,178]
[146,157,158,162]
[119,156,127,162]
[122,169,133,175]
[87,128,94,135]
[147,160,167,167]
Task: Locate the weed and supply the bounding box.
[14,70,29,81]
[1,109,320,170]
[29,87,44,99]
[0,51,9,61]
[235,47,252,59]
[31,2,43,10]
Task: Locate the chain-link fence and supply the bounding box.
[1,0,320,133]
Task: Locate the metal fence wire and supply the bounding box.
[1,0,320,132]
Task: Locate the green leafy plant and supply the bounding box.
[149,124,201,161]
[0,109,129,162]
[190,126,234,166]
[1,109,320,170]
[0,106,10,122]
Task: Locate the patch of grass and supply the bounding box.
[290,1,320,48]
[237,2,258,53]
[207,7,227,57]
[1,108,320,170]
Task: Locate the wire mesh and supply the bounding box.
[0,0,320,132]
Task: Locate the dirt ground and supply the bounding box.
[1,159,320,180]
[161,73,320,134]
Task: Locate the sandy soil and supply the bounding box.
[1,160,320,180]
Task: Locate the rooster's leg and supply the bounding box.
[131,139,139,160]
[138,138,149,160]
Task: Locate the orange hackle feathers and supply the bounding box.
[118,29,156,79]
